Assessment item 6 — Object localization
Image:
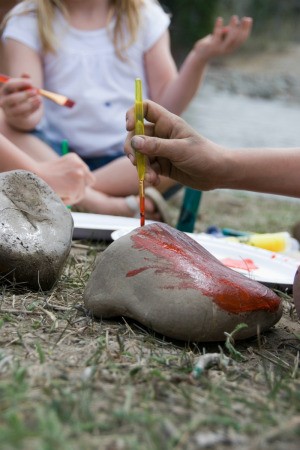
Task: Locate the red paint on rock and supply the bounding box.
[127,267,148,277]
[127,224,280,315]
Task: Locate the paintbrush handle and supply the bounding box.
[135,78,146,181]
[38,88,68,104]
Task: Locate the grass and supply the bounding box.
[0,190,300,450]
[194,190,300,234]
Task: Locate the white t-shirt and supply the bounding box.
[2,1,170,158]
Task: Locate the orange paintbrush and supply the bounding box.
[0,73,75,108]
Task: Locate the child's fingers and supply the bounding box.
[221,16,252,50]
[212,17,224,40]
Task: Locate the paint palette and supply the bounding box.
[71,212,155,241]
[111,228,300,291]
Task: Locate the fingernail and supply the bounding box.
[27,89,37,98]
[131,136,145,149]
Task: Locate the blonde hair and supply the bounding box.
[1,0,145,58]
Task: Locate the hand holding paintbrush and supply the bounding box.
[0,73,75,108]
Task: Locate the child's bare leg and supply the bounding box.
[91,155,140,196]
[76,157,158,217]
[77,156,177,219]
[77,185,161,219]
[0,109,58,161]
[91,155,180,196]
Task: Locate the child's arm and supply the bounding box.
[0,38,44,131]
[125,100,300,198]
[145,16,252,115]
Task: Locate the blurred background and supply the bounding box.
[162,0,300,61]
[0,1,16,21]
[2,1,300,57]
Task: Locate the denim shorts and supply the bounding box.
[31,129,125,171]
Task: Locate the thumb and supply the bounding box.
[131,135,177,160]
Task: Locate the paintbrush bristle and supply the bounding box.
[64,98,75,108]
[38,88,75,108]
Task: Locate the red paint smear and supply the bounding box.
[221,258,258,271]
[127,224,280,315]
[127,267,148,277]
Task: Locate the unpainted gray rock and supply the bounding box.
[0,170,73,290]
[84,223,283,342]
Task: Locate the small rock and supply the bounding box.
[0,170,73,290]
[84,223,282,342]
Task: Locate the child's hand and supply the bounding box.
[0,74,42,126]
[37,153,96,205]
[193,16,253,61]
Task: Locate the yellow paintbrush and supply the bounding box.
[134,78,146,226]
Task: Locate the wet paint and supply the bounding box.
[221,258,258,271]
[127,266,148,277]
[127,224,281,314]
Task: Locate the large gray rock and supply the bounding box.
[84,223,283,342]
[0,170,73,290]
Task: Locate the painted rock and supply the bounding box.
[0,170,73,290]
[84,223,283,342]
[293,267,300,319]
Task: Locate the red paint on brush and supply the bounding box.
[140,192,145,227]
[64,98,75,108]
[127,224,280,314]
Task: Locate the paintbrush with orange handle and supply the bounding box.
[0,73,75,108]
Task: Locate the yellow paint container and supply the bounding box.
[225,232,299,253]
